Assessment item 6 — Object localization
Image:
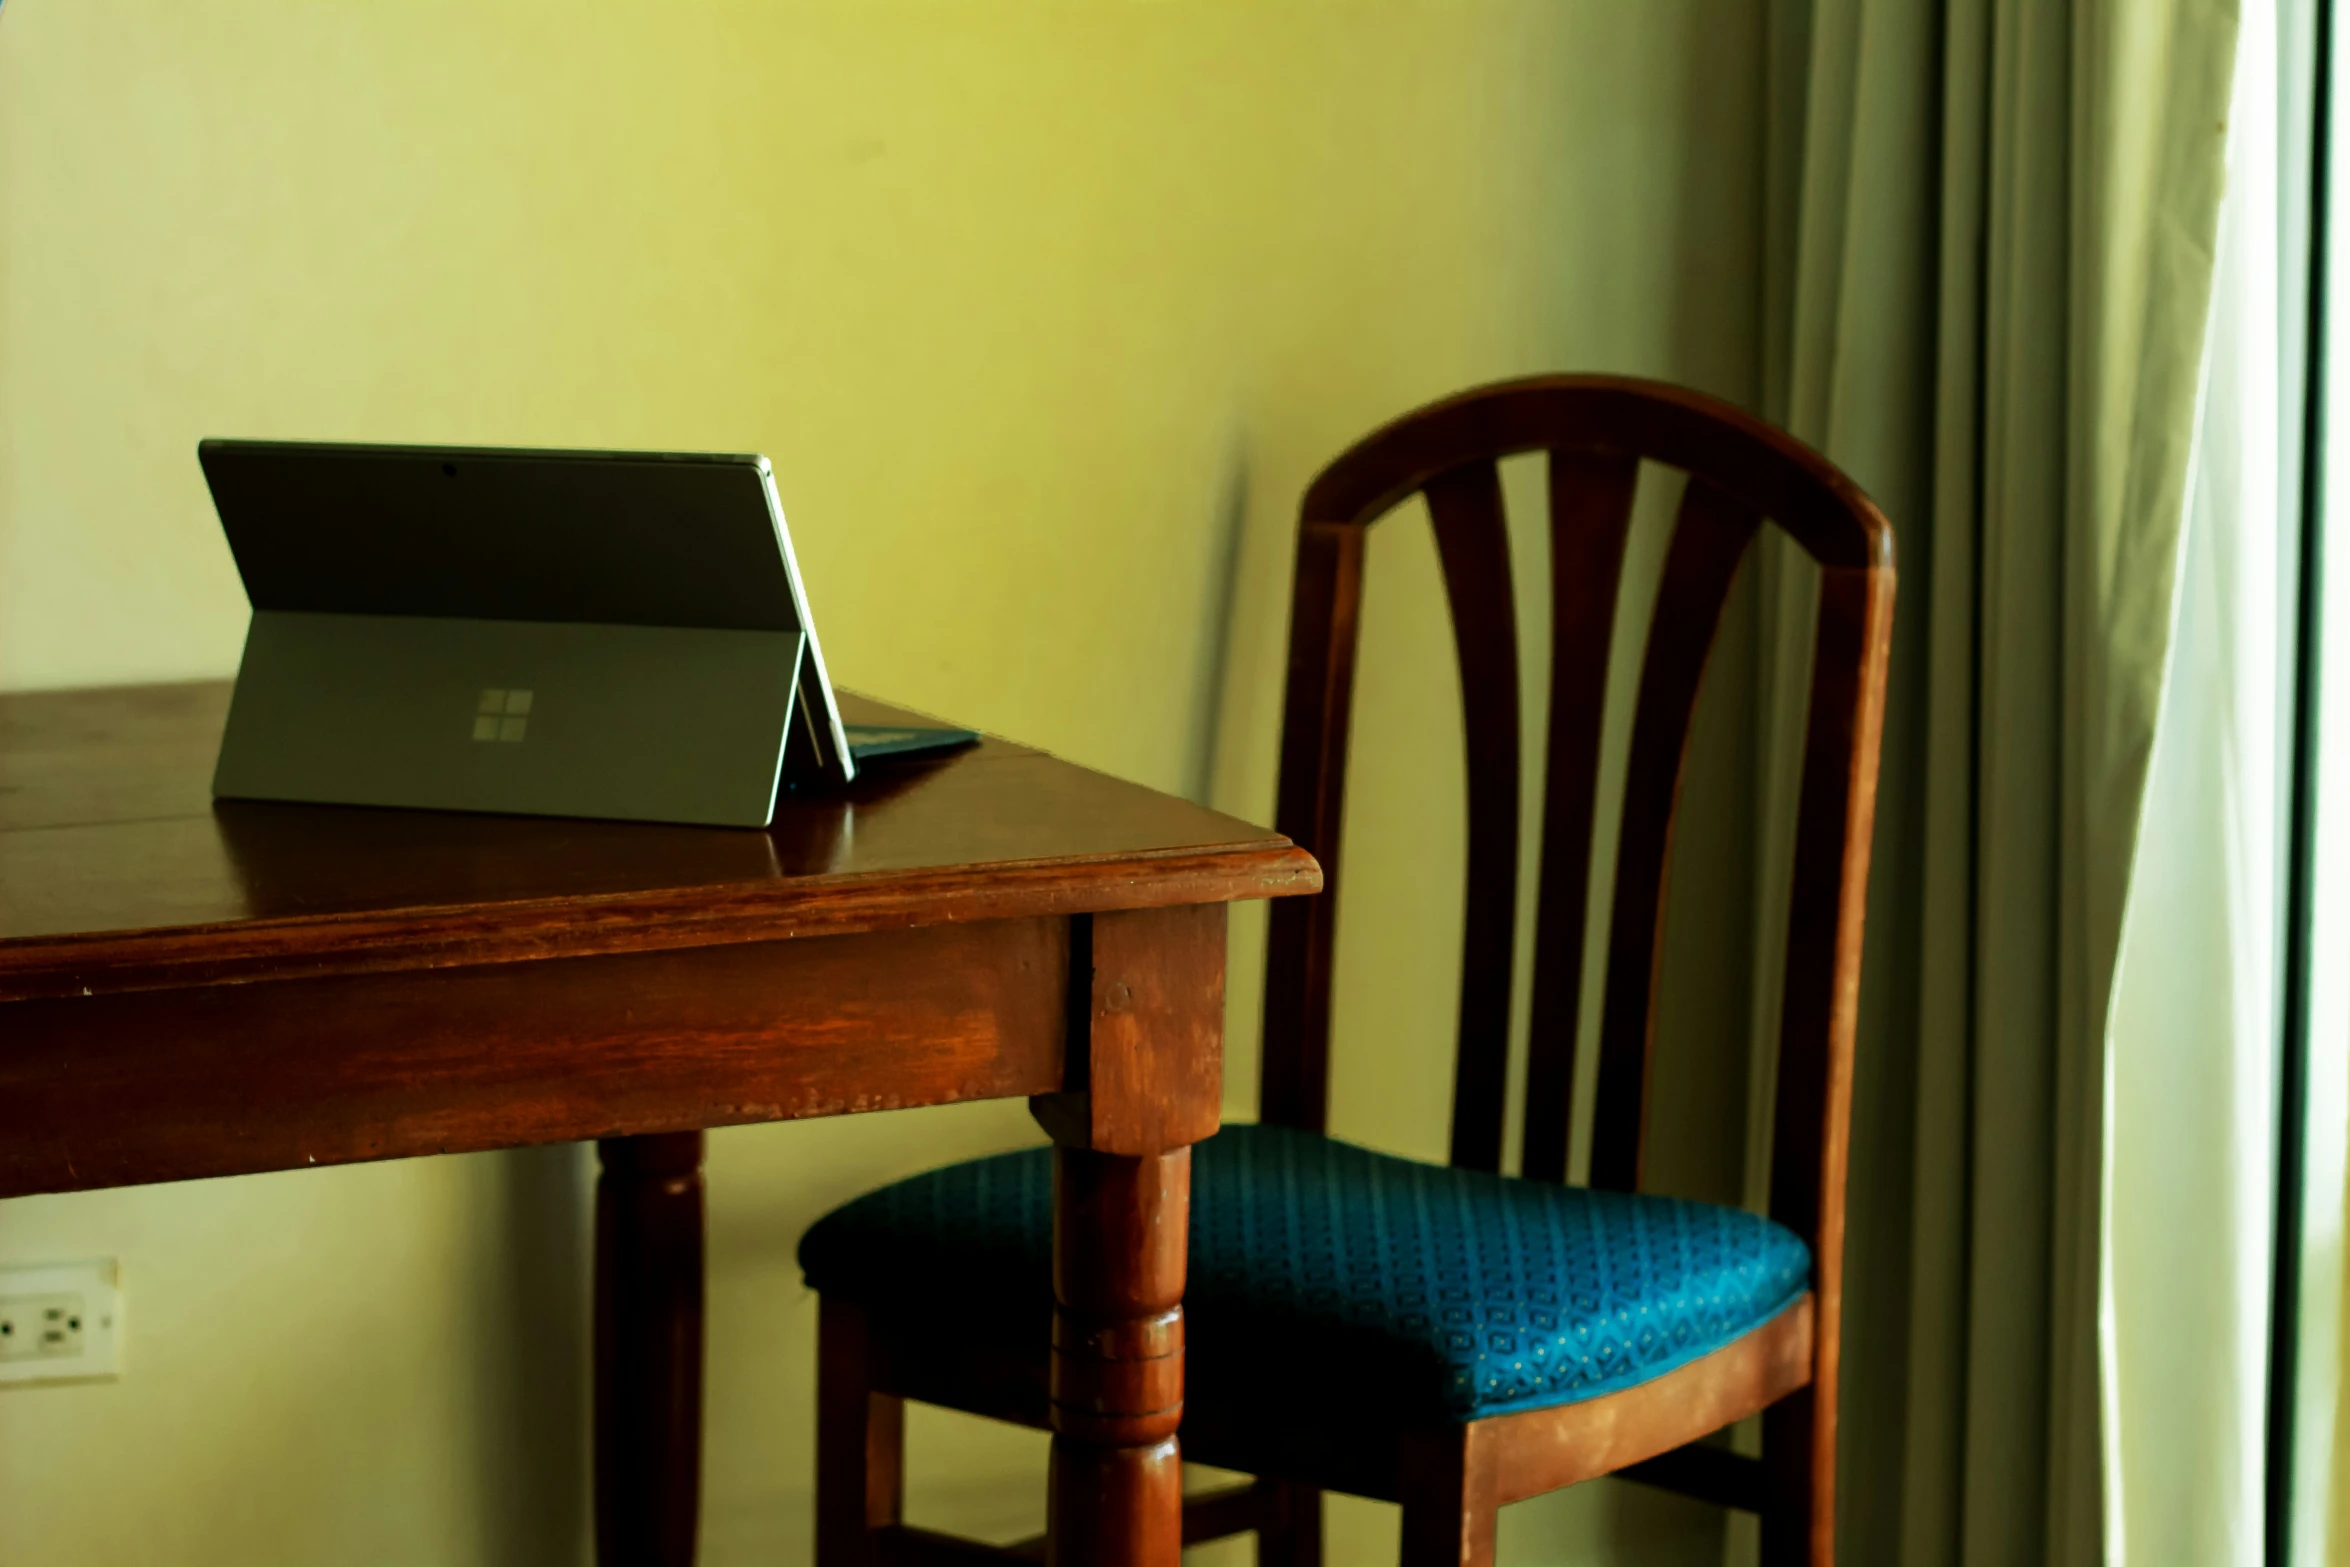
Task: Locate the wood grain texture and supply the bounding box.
[1483,1293,1812,1505]
[1030,906,1226,1157]
[0,917,1070,1198]
[0,685,1316,1001]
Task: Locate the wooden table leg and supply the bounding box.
[1032,905,1227,1567]
[1045,1146,1189,1566]
[594,1131,706,1567]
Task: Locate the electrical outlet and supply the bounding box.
[0,1261,121,1385]
[0,1294,85,1360]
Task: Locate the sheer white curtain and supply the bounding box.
[2102,1,2293,1560]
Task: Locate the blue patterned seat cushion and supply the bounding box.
[799,1123,1809,1425]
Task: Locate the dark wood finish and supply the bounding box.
[1253,1478,1324,1566]
[1424,459,1523,1174]
[812,376,1894,1567]
[1044,1436,1183,1567]
[0,686,1316,1003]
[1757,562,1894,1563]
[1518,449,1640,1184]
[1587,477,1764,1194]
[0,918,1070,1199]
[1292,377,1883,567]
[1259,523,1367,1135]
[1398,1426,1498,1567]
[1044,1148,1190,1449]
[819,1299,906,1567]
[1266,377,1887,1565]
[0,685,1317,1567]
[596,1132,706,1567]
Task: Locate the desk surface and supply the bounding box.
[0,682,1316,1003]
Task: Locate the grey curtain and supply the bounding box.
[1754,3,2240,1563]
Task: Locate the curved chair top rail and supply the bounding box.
[1300,374,1893,572]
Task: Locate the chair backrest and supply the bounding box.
[1259,375,1894,1279]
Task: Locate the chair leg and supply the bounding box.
[1759,1386,1832,1567]
[817,1298,906,1567]
[1256,1479,1323,1567]
[1397,1428,1497,1567]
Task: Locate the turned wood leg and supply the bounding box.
[1045,1146,1190,1566]
[595,1131,706,1567]
[816,1298,903,1567]
[1031,904,1227,1567]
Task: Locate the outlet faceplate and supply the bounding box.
[0,1261,121,1385]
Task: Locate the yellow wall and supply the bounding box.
[0,2,1764,1562]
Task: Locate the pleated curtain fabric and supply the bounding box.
[1753,3,2240,1564]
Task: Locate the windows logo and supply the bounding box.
[473,688,533,743]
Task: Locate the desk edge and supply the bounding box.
[0,842,1322,1002]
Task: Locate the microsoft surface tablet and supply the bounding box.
[202,440,961,827]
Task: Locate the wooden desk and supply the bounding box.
[0,682,1319,1566]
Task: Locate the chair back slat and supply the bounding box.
[1517,449,1641,1183]
[1585,477,1762,1192]
[1260,522,1368,1133]
[1263,376,1892,1288]
[1423,460,1523,1172]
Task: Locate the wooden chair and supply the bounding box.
[797,375,1896,1566]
